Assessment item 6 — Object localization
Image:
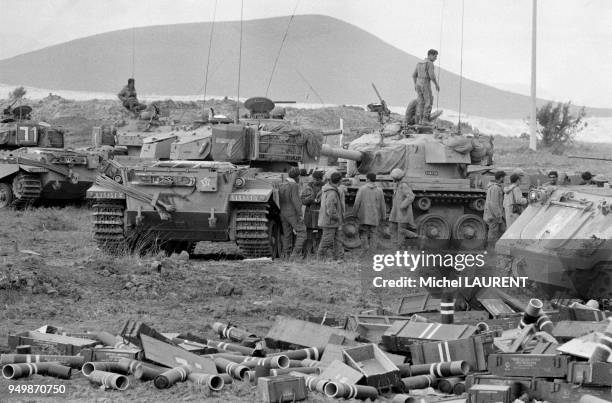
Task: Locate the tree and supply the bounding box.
[536,101,587,153]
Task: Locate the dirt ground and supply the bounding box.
[0,206,416,402]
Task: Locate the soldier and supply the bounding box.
[300,170,325,255]
[503,173,527,228]
[544,171,558,186]
[412,49,440,124]
[483,171,506,249]
[389,168,418,245]
[580,171,595,185]
[118,78,146,113]
[317,171,345,262]
[352,173,387,251]
[279,167,307,259]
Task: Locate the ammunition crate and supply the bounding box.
[466,374,535,396]
[567,361,612,386]
[257,375,307,403]
[487,353,570,378]
[409,332,497,371]
[533,379,612,402]
[8,331,98,356]
[79,347,142,362]
[467,384,513,403]
[382,322,478,352]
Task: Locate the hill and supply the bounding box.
[1,15,610,118]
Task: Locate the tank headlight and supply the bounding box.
[234,177,245,188]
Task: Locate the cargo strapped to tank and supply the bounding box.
[146,161,237,170]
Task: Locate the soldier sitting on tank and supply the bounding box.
[118,78,147,114]
[279,168,307,259]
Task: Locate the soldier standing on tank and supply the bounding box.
[300,170,325,256]
[412,49,440,124]
[317,172,345,262]
[279,168,307,259]
[389,169,418,246]
[118,78,146,113]
[352,173,387,251]
[483,171,506,249]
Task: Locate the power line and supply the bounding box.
[437,0,444,111]
[265,0,300,97]
[295,69,325,104]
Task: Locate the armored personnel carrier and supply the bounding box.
[87,97,337,257]
[319,127,495,250]
[0,105,102,209]
[496,179,612,299]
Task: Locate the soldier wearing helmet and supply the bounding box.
[389,169,418,245]
[300,170,325,255]
[279,167,307,259]
[317,171,345,261]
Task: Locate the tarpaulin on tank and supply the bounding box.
[443,135,473,154]
[347,143,411,175]
[211,124,247,162]
[259,121,323,160]
[470,135,493,164]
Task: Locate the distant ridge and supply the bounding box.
[1,15,610,118]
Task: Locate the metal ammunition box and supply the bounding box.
[382,322,478,352]
[534,380,612,402]
[79,347,142,362]
[567,361,612,386]
[465,374,534,396]
[8,331,98,356]
[409,332,496,371]
[467,384,513,403]
[257,375,307,403]
[487,353,570,378]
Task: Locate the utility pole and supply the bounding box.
[529,0,538,151]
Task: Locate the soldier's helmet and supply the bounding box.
[390,168,405,180]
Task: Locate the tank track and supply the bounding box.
[92,199,126,252]
[235,203,277,258]
[11,173,42,208]
[347,189,484,207]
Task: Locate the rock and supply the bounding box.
[124,282,134,289]
[177,251,190,261]
[100,269,111,277]
[215,281,234,296]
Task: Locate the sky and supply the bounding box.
[1,0,611,108]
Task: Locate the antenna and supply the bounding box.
[436,0,445,111]
[529,0,538,150]
[131,26,135,78]
[203,0,218,105]
[265,0,300,97]
[235,0,244,123]
[457,0,465,134]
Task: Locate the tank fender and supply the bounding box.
[229,188,277,205]
[0,164,19,180]
[86,183,126,200]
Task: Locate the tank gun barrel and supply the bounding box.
[568,154,612,161]
[320,144,362,161]
[321,129,343,136]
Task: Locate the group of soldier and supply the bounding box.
[278,167,420,262]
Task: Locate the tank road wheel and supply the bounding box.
[235,204,281,258]
[0,183,14,209]
[11,173,42,208]
[469,198,486,212]
[452,214,486,250]
[416,214,451,250]
[415,197,432,211]
[92,200,128,253]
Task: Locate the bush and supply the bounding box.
[536,101,587,152]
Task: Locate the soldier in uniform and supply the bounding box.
[389,168,418,245]
[300,170,325,255]
[544,171,558,186]
[412,49,440,124]
[483,171,506,249]
[352,173,387,251]
[317,172,345,262]
[118,78,146,113]
[279,167,307,259]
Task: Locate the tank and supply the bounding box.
[319,128,495,250]
[495,181,612,299]
[86,97,337,257]
[0,105,102,209]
